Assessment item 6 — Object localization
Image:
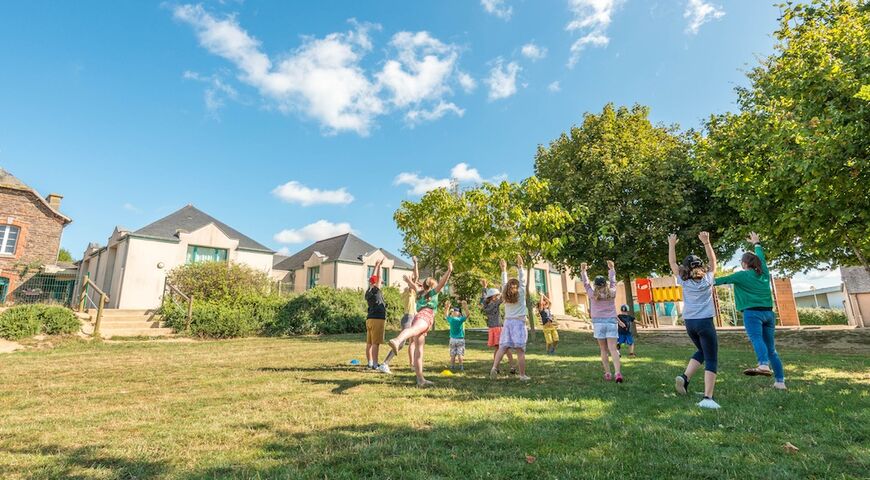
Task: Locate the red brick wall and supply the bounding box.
[773,277,800,326]
[0,188,66,298]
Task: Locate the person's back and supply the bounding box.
[366,286,387,320]
[715,244,773,310]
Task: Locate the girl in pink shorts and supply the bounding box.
[388,260,453,387]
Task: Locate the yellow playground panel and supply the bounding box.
[651,285,683,303]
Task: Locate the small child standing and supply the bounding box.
[617,305,636,357]
[445,300,468,371]
[538,294,559,355]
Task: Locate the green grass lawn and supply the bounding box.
[1,330,868,479]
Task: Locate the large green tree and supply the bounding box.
[535,103,736,310]
[700,0,870,273]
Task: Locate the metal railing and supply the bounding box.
[77,276,109,338]
[163,280,194,332]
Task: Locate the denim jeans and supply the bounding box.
[685,317,718,373]
[742,309,784,382]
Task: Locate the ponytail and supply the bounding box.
[741,252,763,275]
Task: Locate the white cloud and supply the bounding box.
[521,42,547,61]
[791,268,842,292]
[565,0,623,68]
[485,59,521,101]
[405,101,464,124]
[394,163,498,195]
[481,0,512,20]
[276,246,292,256]
[172,5,468,133]
[122,203,141,213]
[272,181,354,206]
[273,220,354,244]
[548,81,561,92]
[684,0,725,35]
[183,70,239,116]
[457,72,477,93]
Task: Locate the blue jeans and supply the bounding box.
[743,309,784,382]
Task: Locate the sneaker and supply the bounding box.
[615,373,624,383]
[697,398,721,409]
[377,363,392,374]
[489,368,499,380]
[604,373,612,381]
[773,382,787,390]
[519,375,531,381]
[510,368,517,375]
[675,375,688,395]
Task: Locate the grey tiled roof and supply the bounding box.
[274,233,412,271]
[132,205,273,253]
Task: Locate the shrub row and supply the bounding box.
[0,304,80,340]
[797,307,848,326]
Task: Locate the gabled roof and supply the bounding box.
[130,205,273,253]
[274,233,412,271]
[0,167,71,224]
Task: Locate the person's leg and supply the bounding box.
[607,337,622,376]
[685,320,705,382]
[697,319,719,399]
[597,339,611,375]
[407,338,417,371]
[516,348,527,377]
[742,310,771,370]
[552,328,559,353]
[414,335,428,384]
[372,344,380,366]
[761,312,785,384]
[366,343,373,366]
[506,349,515,371]
[491,346,508,372]
[389,314,431,351]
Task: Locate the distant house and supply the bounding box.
[793,285,846,310]
[0,168,73,304]
[273,233,414,292]
[78,205,274,309]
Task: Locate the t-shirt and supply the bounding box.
[447,315,467,339]
[540,308,553,326]
[365,286,386,320]
[501,268,527,320]
[715,244,774,311]
[416,289,439,312]
[481,289,503,328]
[401,288,417,315]
[582,269,618,319]
[617,314,634,334]
[676,271,715,320]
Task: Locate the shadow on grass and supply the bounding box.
[1,443,169,479]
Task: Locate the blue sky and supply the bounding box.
[0,1,841,290]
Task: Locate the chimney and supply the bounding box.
[46,193,63,210]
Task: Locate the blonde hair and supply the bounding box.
[593,284,615,301]
[503,278,520,304]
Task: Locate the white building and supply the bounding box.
[793,285,846,310]
[77,205,274,309]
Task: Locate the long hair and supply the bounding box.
[680,255,707,281]
[742,252,763,275]
[593,284,615,300]
[419,277,437,296]
[503,278,520,304]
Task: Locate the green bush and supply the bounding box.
[271,287,366,336]
[0,304,80,339]
[797,308,848,326]
[162,294,287,338]
[165,261,272,302]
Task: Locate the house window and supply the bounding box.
[186,245,228,264]
[534,268,548,294]
[381,267,389,287]
[0,277,8,303]
[308,266,320,289]
[0,225,20,255]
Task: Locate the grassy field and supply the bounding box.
[1,330,868,479]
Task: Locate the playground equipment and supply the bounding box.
[635,277,725,328]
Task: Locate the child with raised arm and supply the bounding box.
[581,260,623,383]
[481,278,516,374]
[364,257,386,370]
[489,256,531,381]
[538,294,559,355]
[387,260,453,387]
[378,257,419,374]
[715,232,786,390]
[670,232,721,409]
[444,300,468,371]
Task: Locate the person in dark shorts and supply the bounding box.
[617,305,635,357]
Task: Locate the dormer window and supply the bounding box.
[0,225,20,255]
[186,245,228,263]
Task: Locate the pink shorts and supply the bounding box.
[410,308,435,336]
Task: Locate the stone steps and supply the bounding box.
[81,308,175,338]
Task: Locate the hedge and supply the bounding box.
[0,304,80,340]
[797,308,849,326]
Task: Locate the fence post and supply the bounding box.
[185,294,194,332]
[94,294,106,338]
[78,288,87,313]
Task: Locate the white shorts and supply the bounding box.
[592,318,618,339]
[449,338,466,356]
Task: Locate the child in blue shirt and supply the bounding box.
[445,300,468,372]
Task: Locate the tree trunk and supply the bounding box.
[844,232,870,276]
[623,274,635,315]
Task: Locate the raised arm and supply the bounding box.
[606,260,617,291]
[749,232,769,276]
[500,258,508,289]
[699,231,717,273]
[411,256,419,283]
[668,234,680,277]
[580,262,591,289]
[443,299,452,318]
[460,300,468,319]
[434,260,453,293]
[516,255,526,291]
[402,274,417,291]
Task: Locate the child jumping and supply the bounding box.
[669,232,721,409]
[378,257,419,375]
[490,256,531,381]
[581,260,623,383]
[387,260,453,387]
[481,278,516,374]
[538,294,559,355]
[364,257,386,370]
[444,300,468,371]
[617,305,636,357]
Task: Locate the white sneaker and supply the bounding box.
[675,375,688,395]
[519,375,531,381]
[377,363,392,374]
[697,398,721,409]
